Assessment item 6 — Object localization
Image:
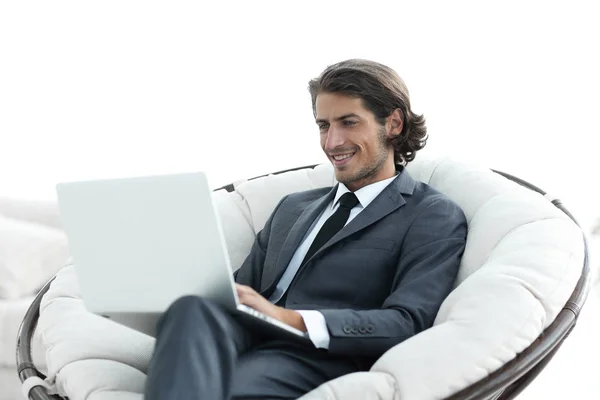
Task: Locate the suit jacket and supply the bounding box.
[235,168,468,360]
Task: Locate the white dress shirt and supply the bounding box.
[268,174,398,349]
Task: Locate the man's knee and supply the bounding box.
[230,352,308,400]
[170,294,224,313]
[159,295,222,329]
[158,295,254,355]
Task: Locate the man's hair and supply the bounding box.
[308,59,427,166]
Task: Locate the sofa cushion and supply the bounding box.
[0,197,63,230]
[0,214,70,299]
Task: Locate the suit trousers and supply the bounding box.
[144,296,360,400]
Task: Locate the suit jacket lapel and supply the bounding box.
[259,185,337,293]
[304,169,417,264]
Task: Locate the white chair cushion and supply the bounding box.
[57,360,145,400]
[39,265,155,379]
[212,189,256,272]
[37,156,584,400]
[232,164,336,233]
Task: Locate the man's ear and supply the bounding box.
[387,108,404,137]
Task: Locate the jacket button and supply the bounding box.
[351,327,358,334]
[343,325,352,334]
[366,324,375,333]
[359,327,367,334]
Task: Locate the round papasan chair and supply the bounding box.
[16,155,590,400]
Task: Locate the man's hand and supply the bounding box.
[236,284,307,332]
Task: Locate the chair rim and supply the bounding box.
[15,164,591,400]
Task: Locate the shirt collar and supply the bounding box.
[332,173,399,210]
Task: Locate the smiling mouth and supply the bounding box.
[330,152,356,165]
[332,153,354,161]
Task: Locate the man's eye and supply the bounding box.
[318,124,329,131]
[343,120,357,126]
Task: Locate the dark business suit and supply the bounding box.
[145,168,468,399]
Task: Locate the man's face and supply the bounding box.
[315,92,396,191]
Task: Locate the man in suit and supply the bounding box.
[145,59,468,400]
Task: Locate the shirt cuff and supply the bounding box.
[296,310,330,349]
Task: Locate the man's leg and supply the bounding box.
[230,340,361,400]
[145,295,255,400]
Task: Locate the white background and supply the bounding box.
[1,1,599,398]
[1,1,598,228]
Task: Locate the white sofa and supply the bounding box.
[0,198,70,400]
[18,156,588,399]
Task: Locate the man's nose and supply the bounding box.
[323,126,346,151]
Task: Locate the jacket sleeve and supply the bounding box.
[319,197,468,358]
[234,195,288,291]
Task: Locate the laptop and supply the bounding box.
[55,172,309,341]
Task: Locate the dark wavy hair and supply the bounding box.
[309,59,427,166]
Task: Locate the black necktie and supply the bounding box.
[301,192,360,266]
[275,192,359,306]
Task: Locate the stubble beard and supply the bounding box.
[337,126,391,187]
